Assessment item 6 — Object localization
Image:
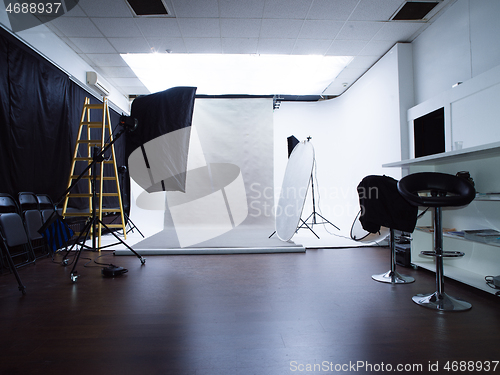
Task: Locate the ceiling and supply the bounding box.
[44,0,455,98]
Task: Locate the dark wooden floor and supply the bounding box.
[1,247,500,375]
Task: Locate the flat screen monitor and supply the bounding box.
[413,107,445,158]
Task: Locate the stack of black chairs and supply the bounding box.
[19,192,52,260]
[0,193,35,268]
[0,192,56,294]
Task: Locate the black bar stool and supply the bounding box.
[357,175,418,284]
[397,172,476,311]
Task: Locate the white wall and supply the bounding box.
[273,44,411,247]
[412,0,500,104]
[0,10,129,113]
[408,0,500,154]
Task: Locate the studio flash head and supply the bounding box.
[119,115,138,132]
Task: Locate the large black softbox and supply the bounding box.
[126,87,197,193]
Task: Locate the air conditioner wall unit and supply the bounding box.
[86,71,110,96]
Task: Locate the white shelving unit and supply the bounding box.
[383,143,500,295]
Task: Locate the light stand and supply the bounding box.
[115,165,144,238]
[295,137,339,238]
[58,117,145,282]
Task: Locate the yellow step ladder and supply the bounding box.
[62,97,127,248]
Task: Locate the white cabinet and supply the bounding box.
[383,143,500,295]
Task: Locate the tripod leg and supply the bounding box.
[297,212,314,229]
[315,213,340,231]
[68,219,94,282]
[298,219,320,239]
[99,220,146,265]
[61,219,92,265]
[124,214,145,238]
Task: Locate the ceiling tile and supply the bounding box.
[291,39,333,55]
[335,66,370,80]
[307,0,359,20]
[77,0,133,17]
[51,17,103,37]
[58,37,85,54]
[347,55,380,69]
[219,0,265,18]
[178,18,221,38]
[98,66,138,78]
[85,53,129,67]
[120,86,151,95]
[183,38,222,53]
[358,40,395,55]
[257,38,295,54]
[298,20,344,39]
[68,37,116,53]
[220,18,262,38]
[260,19,303,39]
[109,77,144,86]
[134,18,182,38]
[322,66,369,94]
[263,0,313,19]
[322,83,347,96]
[162,0,176,16]
[222,38,259,54]
[325,40,368,56]
[77,53,97,67]
[372,21,424,41]
[44,22,65,37]
[91,18,141,38]
[64,4,87,17]
[108,37,152,53]
[146,37,187,53]
[350,0,405,21]
[32,0,455,98]
[171,0,219,18]
[336,21,385,40]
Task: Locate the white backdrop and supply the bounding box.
[119,97,304,253]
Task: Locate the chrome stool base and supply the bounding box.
[372,270,415,284]
[412,291,472,311]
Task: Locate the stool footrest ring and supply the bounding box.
[421,250,465,258]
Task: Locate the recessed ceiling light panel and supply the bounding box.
[126,0,171,16]
[391,1,440,21]
[121,53,354,96]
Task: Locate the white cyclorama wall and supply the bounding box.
[0,9,129,113]
[412,0,500,104]
[273,44,408,247]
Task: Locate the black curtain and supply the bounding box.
[0,34,11,192]
[0,28,126,211]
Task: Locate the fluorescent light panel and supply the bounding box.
[121,53,353,96]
